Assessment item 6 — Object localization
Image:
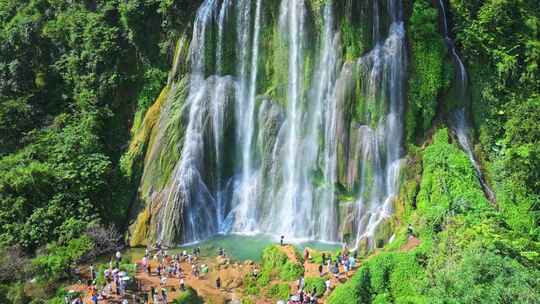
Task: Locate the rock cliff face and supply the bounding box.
[126,0,471,249]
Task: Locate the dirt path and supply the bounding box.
[68,255,254,304]
[68,246,366,304]
[400,236,421,252]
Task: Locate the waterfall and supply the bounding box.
[141,0,408,247]
[437,0,496,203]
[229,0,263,233]
[347,19,406,247]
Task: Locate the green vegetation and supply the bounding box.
[448,0,539,244]
[173,286,204,304]
[304,277,326,297]
[0,0,198,301]
[260,245,305,282]
[266,283,291,300]
[406,0,451,143]
[0,0,538,303]
[244,245,305,297]
[329,129,540,303]
[32,236,93,282]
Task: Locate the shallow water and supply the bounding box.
[122,234,342,263]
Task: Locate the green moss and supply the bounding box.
[265,27,289,105]
[340,19,363,61]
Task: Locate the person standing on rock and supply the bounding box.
[280,235,284,246]
[216,276,221,289]
[318,263,324,276]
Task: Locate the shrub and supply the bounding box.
[244,275,260,296]
[261,245,288,270]
[31,236,94,282]
[279,261,304,281]
[266,283,290,300]
[304,277,326,297]
[173,287,203,304]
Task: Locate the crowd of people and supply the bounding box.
[65,238,359,304]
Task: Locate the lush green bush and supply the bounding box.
[406,0,450,142]
[173,286,204,304]
[304,277,326,297]
[32,236,93,282]
[279,261,304,281]
[244,274,260,296]
[260,245,305,283]
[266,283,290,300]
[448,0,540,241]
[416,129,490,231]
[0,283,30,304]
[261,245,288,270]
[428,244,539,304]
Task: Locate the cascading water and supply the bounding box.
[138,0,409,247]
[437,0,496,203]
[336,6,407,248]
